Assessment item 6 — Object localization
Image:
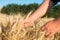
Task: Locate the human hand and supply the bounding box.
[42,20,60,37]
[23,18,34,27]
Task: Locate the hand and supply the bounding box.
[23,18,33,27]
[42,20,60,37]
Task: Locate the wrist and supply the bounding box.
[54,19,60,29]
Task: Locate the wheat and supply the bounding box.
[0,12,60,40]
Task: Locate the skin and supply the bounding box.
[42,19,60,37]
[24,0,53,27]
[23,0,60,37]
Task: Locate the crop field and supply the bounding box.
[0,12,60,40]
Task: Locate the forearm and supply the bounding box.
[28,0,53,22]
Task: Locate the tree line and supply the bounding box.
[1,3,60,18]
[1,3,39,15]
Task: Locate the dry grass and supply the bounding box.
[0,12,60,40]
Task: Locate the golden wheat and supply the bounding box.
[0,12,60,40]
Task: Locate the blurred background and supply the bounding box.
[0,0,60,18]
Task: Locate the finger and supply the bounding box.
[41,22,48,30]
[24,22,29,27]
[41,25,47,31]
[24,23,32,27]
[45,31,51,37]
[41,26,44,30]
[48,32,54,37]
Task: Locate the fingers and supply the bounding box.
[41,25,53,37]
[45,30,55,37]
[42,25,50,37]
[23,22,32,27]
[45,31,51,37]
[47,32,54,37]
[24,22,29,27]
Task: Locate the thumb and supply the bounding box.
[41,25,47,31]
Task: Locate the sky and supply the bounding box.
[0,0,60,7]
[0,0,43,7]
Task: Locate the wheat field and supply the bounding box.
[0,12,60,40]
